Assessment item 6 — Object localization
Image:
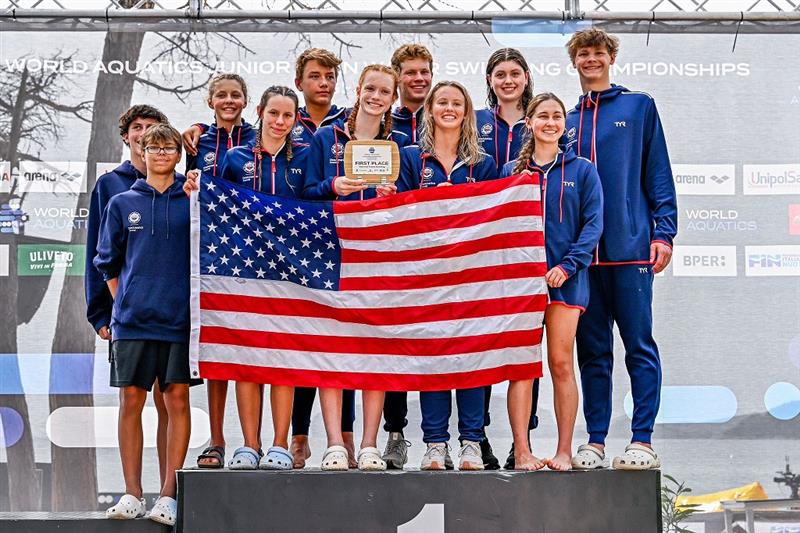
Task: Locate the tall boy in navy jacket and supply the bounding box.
[563,28,677,470]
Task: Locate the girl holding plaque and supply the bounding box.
[396,80,496,471]
[501,93,603,470]
[183,86,309,472]
[302,64,410,471]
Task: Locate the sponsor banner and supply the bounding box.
[0,244,8,276]
[742,164,800,196]
[745,245,800,276]
[0,197,27,235]
[682,206,758,233]
[18,161,87,194]
[17,244,85,276]
[97,162,121,178]
[0,161,11,193]
[790,205,800,236]
[672,245,737,277]
[672,164,735,196]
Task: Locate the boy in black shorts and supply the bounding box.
[95,124,197,526]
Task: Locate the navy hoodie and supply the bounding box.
[302,124,411,201]
[564,84,677,264]
[186,121,255,177]
[501,149,603,278]
[85,161,185,332]
[219,142,309,198]
[476,107,527,173]
[391,106,424,144]
[397,145,497,192]
[291,105,348,145]
[94,178,190,343]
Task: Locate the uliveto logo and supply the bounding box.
[672,245,737,277]
[745,245,800,276]
[672,164,735,196]
[742,164,800,195]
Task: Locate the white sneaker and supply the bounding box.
[421,442,449,471]
[458,440,485,471]
[106,493,146,519]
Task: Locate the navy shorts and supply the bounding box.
[548,269,589,311]
[110,340,202,392]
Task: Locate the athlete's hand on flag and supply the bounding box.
[183,170,201,197]
[182,125,203,156]
[650,242,673,273]
[545,266,567,288]
[376,184,397,197]
[334,177,368,196]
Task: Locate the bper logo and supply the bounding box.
[480,123,493,135]
[672,245,737,277]
[204,152,216,164]
[567,127,576,139]
[128,211,141,225]
[243,161,255,174]
[683,254,726,267]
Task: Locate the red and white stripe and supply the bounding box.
[191,173,546,391]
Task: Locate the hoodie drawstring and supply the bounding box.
[578,93,601,164]
[559,155,566,223]
[165,191,171,240]
[150,189,156,236]
[213,128,221,177]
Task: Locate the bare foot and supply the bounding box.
[343,432,358,469]
[290,435,311,469]
[514,450,546,471]
[547,452,573,471]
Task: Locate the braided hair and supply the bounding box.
[512,92,567,175]
[346,64,398,139]
[253,85,300,163]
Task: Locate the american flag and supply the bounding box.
[189,173,547,391]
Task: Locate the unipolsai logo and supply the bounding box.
[742,164,800,195]
[18,161,87,194]
[671,164,735,196]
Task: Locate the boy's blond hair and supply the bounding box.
[295,48,342,80]
[566,28,620,63]
[390,44,434,73]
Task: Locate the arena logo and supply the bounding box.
[790,205,800,236]
[684,208,757,232]
[671,164,735,195]
[742,164,800,195]
[17,244,85,276]
[671,245,737,277]
[745,245,800,276]
[18,161,87,194]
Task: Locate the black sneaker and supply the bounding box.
[480,438,500,470]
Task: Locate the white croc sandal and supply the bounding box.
[613,443,661,470]
[571,444,609,470]
[357,447,387,471]
[149,496,177,526]
[106,493,146,519]
[321,445,350,471]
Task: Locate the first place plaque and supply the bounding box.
[344,140,400,187]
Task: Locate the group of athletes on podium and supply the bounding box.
[85,28,677,526]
